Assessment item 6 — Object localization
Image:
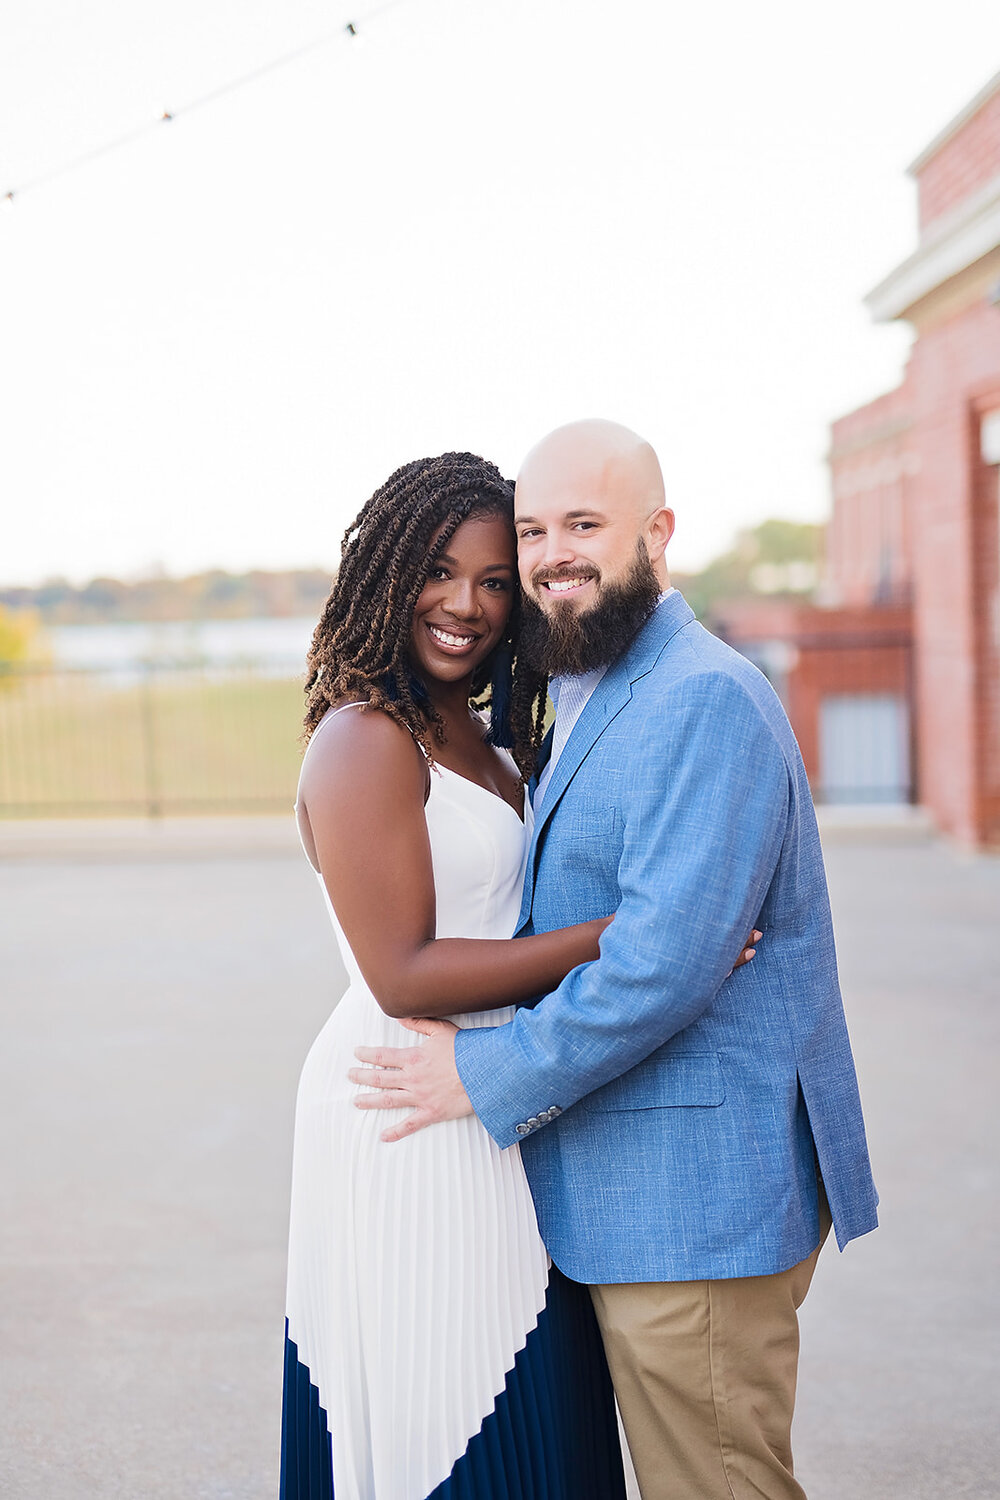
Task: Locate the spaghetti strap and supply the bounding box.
[305,699,431,772]
[305,700,368,749]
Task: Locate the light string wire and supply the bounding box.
[4,0,415,204]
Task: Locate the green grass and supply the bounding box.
[0,669,305,816]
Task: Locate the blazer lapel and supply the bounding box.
[518,591,696,926]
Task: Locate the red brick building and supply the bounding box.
[719,71,1000,848]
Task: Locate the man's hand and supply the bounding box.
[349,1017,472,1143]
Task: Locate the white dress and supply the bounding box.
[280,706,624,1500]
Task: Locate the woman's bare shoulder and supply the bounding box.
[299,701,427,803]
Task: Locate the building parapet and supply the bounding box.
[866,171,1000,321]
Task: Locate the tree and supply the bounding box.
[0,604,46,669]
[674,519,823,620]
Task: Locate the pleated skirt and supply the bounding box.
[280,987,625,1500]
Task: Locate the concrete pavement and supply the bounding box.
[0,820,997,1499]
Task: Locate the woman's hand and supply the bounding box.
[732,929,762,971]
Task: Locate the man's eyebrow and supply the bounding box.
[513,509,607,525]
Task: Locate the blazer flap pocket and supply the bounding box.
[561,808,622,846]
[583,1051,725,1111]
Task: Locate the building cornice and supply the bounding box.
[865,172,1000,322]
[827,415,912,463]
[908,70,1000,175]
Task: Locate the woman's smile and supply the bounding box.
[424,621,483,654]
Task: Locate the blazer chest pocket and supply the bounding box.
[582,1052,725,1112]
[557,808,622,853]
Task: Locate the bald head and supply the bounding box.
[518,419,666,524]
[514,419,674,604]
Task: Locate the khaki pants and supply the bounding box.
[590,1196,832,1500]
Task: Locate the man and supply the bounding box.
[351,419,878,1499]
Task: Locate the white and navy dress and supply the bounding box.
[280,706,625,1500]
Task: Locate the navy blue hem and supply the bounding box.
[428,1266,625,1500]
[279,1269,625,1499]
[280,1319,334,1500]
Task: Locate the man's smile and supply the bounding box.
[542,577,592,594]
[535,570,599,602]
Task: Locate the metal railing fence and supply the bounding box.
[0,663,305,817]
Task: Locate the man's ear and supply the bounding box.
[646,507,675,564]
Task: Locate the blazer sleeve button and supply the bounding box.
[515,1123,530,1136]
[526,1117,539,1129]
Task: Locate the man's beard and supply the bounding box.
[518,542,662,678]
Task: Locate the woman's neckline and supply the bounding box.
[433,761,526,826]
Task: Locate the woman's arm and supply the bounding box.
[298,707,610,1020]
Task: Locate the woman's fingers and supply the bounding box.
[732,929,764,969]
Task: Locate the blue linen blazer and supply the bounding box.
[454,592,878,1284]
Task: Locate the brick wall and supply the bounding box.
[902,301,1000,845]
[971,394,1000,844]
[827,385,916,608]
[916,81,1000,230]
[787,633,912,791]
[711,600,912,794]
[825,73,1000,847]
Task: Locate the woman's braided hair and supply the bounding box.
[303,452,548,779]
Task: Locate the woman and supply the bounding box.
[281,453,754,1499]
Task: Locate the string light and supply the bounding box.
[3,0,415,205]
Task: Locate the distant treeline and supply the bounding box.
[0,569,335,625]
[1,520,824,627]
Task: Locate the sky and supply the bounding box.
[2,0,1000,587]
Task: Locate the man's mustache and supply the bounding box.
[530,565,602,589]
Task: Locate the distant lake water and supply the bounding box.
[48,617,315,672]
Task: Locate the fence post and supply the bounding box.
[138,662,162,818]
